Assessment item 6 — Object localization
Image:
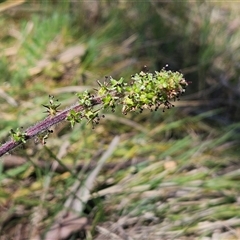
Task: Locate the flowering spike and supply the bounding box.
[0,68,188,157]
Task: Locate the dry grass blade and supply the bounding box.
[104,114,146,133]
[96,226,124,240]
[57,44,86,64]
[197,218,240,234]
[42,136,120,240]
[0,0,25,12]
[0,88,18,106]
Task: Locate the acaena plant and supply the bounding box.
[0,68,188,157]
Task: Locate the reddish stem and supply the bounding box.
[0,97,102,157]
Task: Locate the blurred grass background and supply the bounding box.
[0,1,240,239]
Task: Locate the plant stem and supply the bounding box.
[0,97,102,157]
